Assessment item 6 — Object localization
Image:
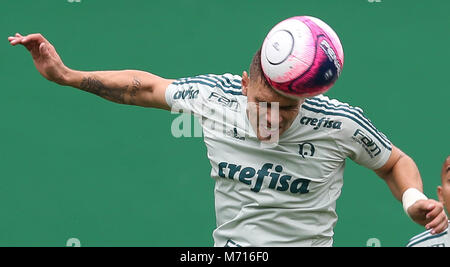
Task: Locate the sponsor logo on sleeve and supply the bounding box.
[173,86,199,100]
[352,129,381,158]
[207,91,239,111]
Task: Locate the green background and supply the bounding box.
[1,0,449,247]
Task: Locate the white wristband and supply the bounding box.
[402,188,428,217]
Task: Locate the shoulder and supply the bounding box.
[299,94,369,136]
[406,223,450,247]
[166,73,244,108]
[171,73,243,96]
[301,94,366,126]
[301,95,391,148]
[166,73,245,114]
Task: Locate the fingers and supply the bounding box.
[423,201,448,234]
[20,33,48,45]
[425,202,442,220]
[8,33,27,46]
[426,211,448,234]
[433,217,449,234]
[8,33,48,48]
[8,34,22,46]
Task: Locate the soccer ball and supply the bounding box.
[261,16,344,98]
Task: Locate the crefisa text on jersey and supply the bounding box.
[218,162,311,194]
[300,116,342,130]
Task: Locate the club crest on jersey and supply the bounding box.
[298,142,315,158]
[300,116,342,130]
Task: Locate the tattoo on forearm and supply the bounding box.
[128,77,142,105]
[79,76,142,105]
[80,77,127,103]
[130,77,141,97]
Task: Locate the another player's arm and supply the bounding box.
[8,33,173,110]
[375,145,448,234]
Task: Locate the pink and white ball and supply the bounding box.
[261,16,344,98]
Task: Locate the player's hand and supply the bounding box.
[407,199,448,234]
[8,33,70,85]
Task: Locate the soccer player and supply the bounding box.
[8,33,448,246]
[406,156,450,247]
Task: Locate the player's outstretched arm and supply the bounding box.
[8,33,174,110]
[375,146,448,234]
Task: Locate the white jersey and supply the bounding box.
[406,222,450,247]
[165,73,392,247]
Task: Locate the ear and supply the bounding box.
[437,186,444,203]
[242,71,249,96]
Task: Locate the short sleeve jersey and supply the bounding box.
[165,73,392,246]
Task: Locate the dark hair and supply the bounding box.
[249,47,272,89]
